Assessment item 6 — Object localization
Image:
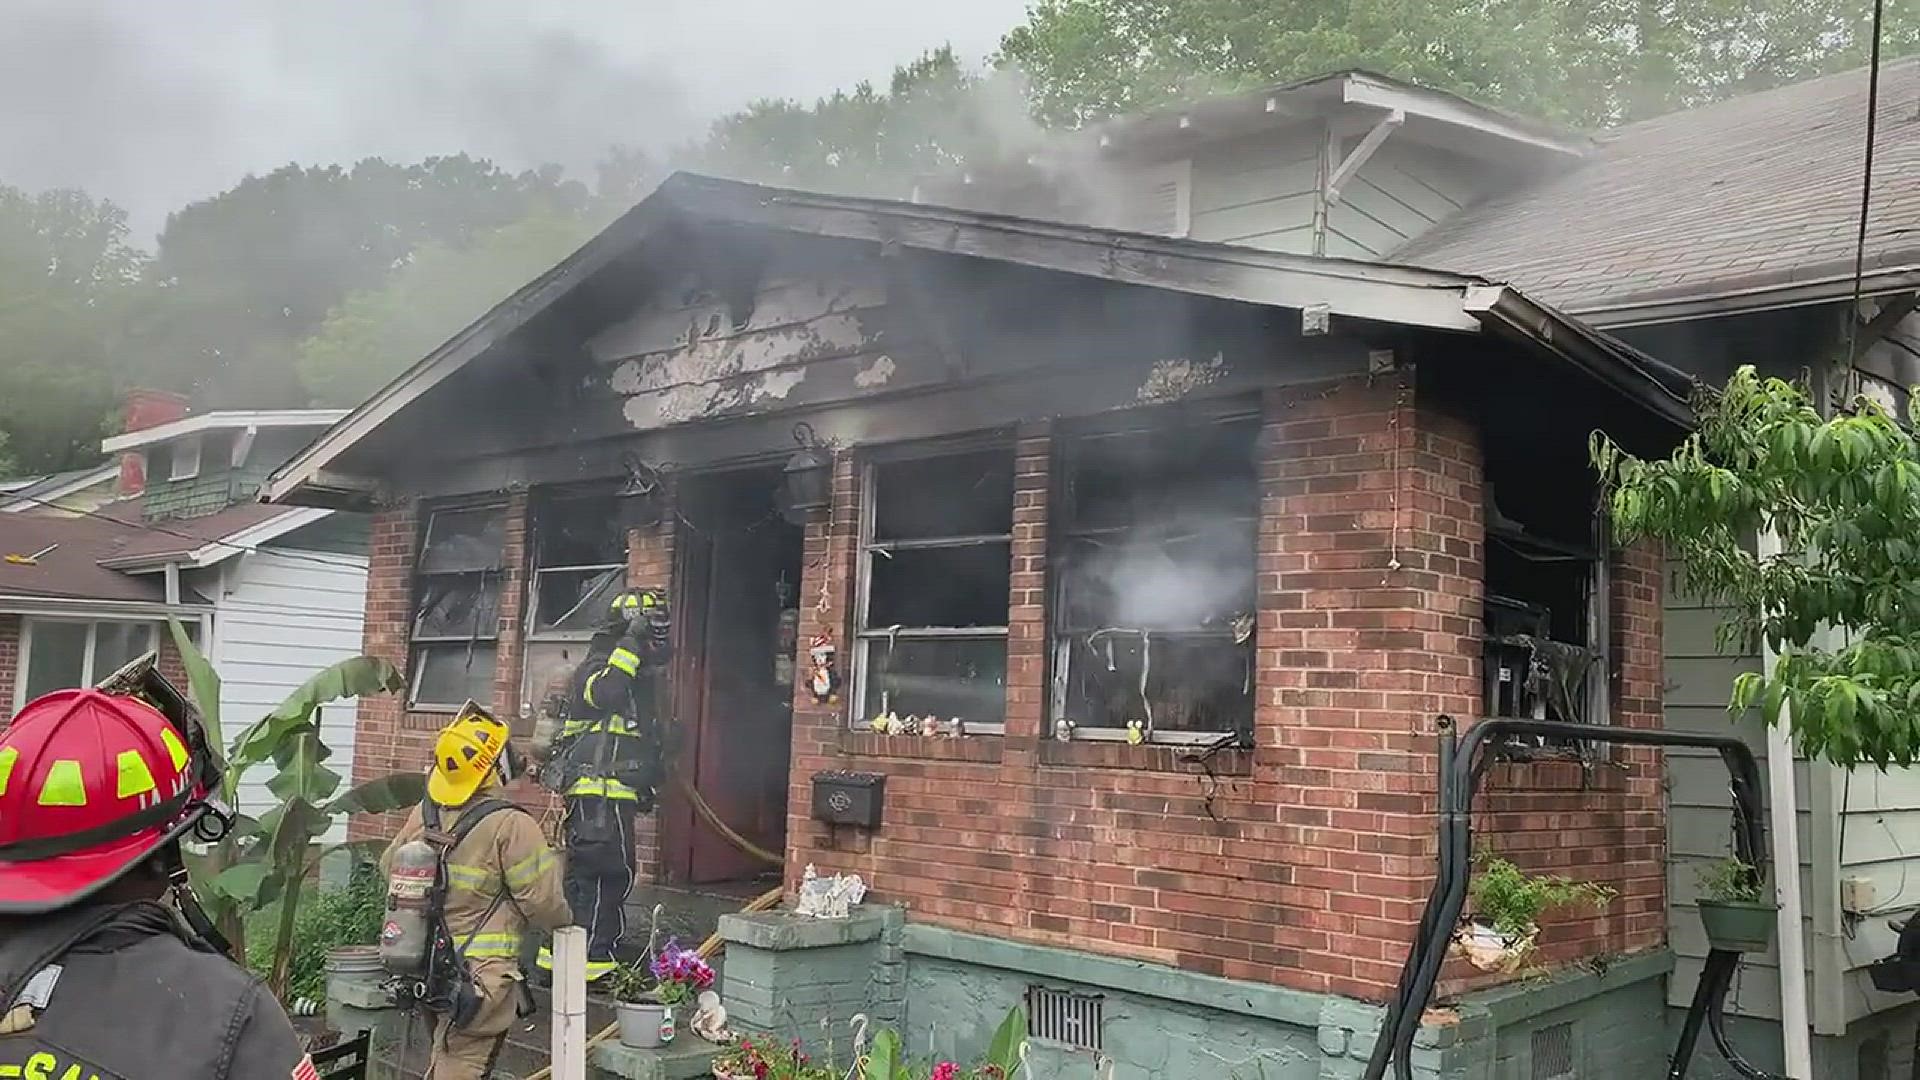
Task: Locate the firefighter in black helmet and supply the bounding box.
[536,588,670,981]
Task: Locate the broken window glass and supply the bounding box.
[413,575,503,640]
[860,638,1008,725]
[410,504,507,708]
[1052,412,1258,737]
[855,444,1015,730]
[417,507,507,574]
[529,493,629,635]
[414,644,499,710]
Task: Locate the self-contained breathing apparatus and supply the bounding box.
[380,702,530,1028]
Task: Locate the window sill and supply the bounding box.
[840,730,1004,763]
[1039,739,1252,776]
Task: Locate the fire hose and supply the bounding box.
[522,885,783,1080]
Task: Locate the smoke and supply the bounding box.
[0,0,1028,240]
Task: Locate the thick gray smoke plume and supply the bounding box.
[0,0,1026,238]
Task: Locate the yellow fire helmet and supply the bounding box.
[427,702,511,807]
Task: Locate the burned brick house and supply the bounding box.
[268,173,1695,1076]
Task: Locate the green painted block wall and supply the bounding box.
[1666,1004,1920,1080]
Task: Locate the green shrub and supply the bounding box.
[246,860,385,1004]
[1467,853,1615,938]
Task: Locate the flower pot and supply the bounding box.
[1699,899,1777,953]
[616,1001,675,1049]
[1451,919,1538,974]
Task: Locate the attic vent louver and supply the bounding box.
[1026,986,1102,1051]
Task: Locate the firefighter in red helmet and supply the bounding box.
[0,663,311,1079]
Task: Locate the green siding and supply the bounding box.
[142,462,275,521]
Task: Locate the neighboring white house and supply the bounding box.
[0,397,368,840]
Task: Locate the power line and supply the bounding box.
[1846,0,1888,363]
[0,490,369,573]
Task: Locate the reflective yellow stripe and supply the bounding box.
[506,849,556,889]
[560,720,593,737]
[566,777,639,801]
[463,932,523,959]
[0,747,16,797]
[446,863,493,893]
[583,672,603,709]
[159,727,189,771]
[115,749,157,799]
[607,648,640,676]
[37,760,86,807]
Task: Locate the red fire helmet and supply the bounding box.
[0,688,212,913]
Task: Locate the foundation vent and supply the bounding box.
[1026,986,1103,1051]
[1531,1022,1575,1079]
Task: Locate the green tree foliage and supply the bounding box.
[686,47,1039,198]
[296,209,606,406]
[0,185,144,475]
[997,0,1920,128]
[1591,366,1920,769]
[127,156,589,407]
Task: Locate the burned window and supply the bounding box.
[410,504,507,709]
[855,446,1014,730]
[1482,451,1610,753]
[528,492,629,635]
[1051,414,1258,740]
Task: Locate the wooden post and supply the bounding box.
[550,927,589,1080]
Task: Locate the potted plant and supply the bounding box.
[1456,854,1616,973]
[610,939,715,1050]
[1697,857,1776,953]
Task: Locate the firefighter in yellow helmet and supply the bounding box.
[380,706,570,1080]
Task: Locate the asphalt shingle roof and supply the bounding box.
[1396,58,1920,315]
[0,509,180,603]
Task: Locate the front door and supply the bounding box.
[667,468,801,885]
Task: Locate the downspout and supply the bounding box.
[163,561,181,606]
[1808,757,1847,1037]
[1756,527,1815,1078]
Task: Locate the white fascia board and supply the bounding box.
[99,507,335,571]
[101,410,350,454]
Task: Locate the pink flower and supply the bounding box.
[931,1063,959,1080]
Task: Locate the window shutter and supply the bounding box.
[1125,160,1191,237]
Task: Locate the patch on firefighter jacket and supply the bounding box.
[0,1048,128,1079]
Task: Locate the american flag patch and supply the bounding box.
[292,1054,320,1080]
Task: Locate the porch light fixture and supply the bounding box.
[782,422,833,517]
[617,453,664,530]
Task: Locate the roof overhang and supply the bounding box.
[1088,70,1590,162]
[0,464,119,513]
[102,409,350,454]
[264,173,1690,507]
[1573,262,1920,329]
[96,507,335,572]
[0,594,213,619]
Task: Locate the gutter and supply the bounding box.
[0,594,213,619]
[1462,284,1695,430]
[1576,264,1920,329]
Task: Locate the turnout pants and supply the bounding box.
[563,794,638,963]
[425,961,526,1080]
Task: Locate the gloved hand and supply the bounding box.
[628,591,671,648]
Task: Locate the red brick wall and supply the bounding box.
[0,615,19,726]
[346,488,680,887]
[624,498,676,884]
[781,372,1668,1003]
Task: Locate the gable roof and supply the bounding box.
[0,464,119,513]
[99,409,350,454]
[0,509,204,608]
[264,172,1693,508]
[1396,58,1920,325]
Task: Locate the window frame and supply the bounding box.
[407,501,509,711]
[13,619,162,712]
[851,435,1017,734]
[524,488,630,642]
[1047,402,1261,745]
[168,436,202,481]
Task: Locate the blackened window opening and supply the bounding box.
[857,446,1015,729]
[1051,413,1258,739]
[529,490,629,636]
[1482,441,1610,755]
[410,504,508,708]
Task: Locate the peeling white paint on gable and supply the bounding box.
[1136,354,1227,404]
[752,369,806,402]
[854,355,896,388]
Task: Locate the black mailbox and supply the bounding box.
[811,771,885,828]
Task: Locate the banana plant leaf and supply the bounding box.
[230,656,404,770]
[166,618,224,768]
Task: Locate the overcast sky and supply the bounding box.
[0,0,1029,243]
